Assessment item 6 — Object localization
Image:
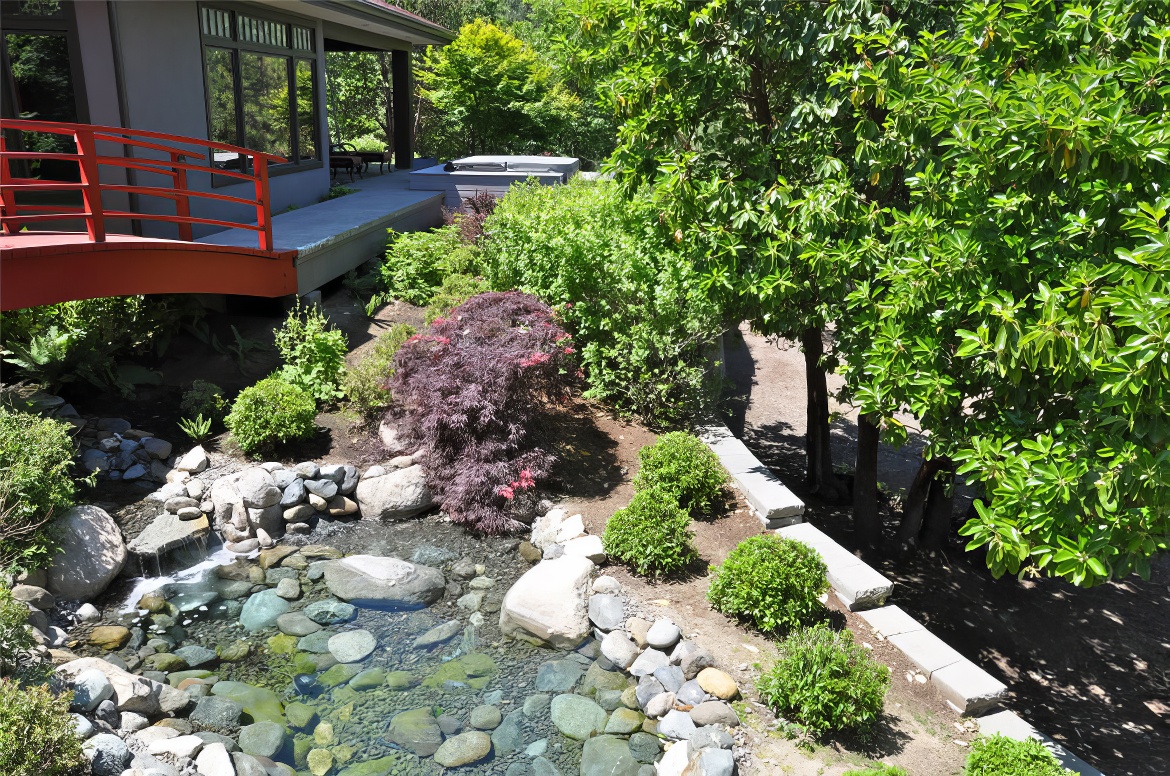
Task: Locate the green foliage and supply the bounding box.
[707,535,828,634]
[178,414,213,444]
[425,273,490,324]
[964,735,1073,776]
[274,303,349,404]
[225,378,317,456]
[836,0,1170,584]
[379,226,476,306]
[343,323,416,417]
[0,585,36,676]
[482,178,726,426]
[324,184,355,201]
[844,767,907,776]
[602,488,698,577]
[180,380,227,423]
[758,624,889,737]
[0,408,76,572]
[633,432,727,517]
[419,19,579,158]
[0,677,83,774]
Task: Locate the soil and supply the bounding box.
[726,325,1170,776]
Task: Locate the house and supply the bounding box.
[0,0,454,307]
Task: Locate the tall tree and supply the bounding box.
[839,0,1170,583]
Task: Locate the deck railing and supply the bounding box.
[0,120,285,250]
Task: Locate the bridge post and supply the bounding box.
[172,151,193,242]
[253,155,273,251]
[74,127,106,242]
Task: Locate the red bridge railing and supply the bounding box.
[0,120,285,250]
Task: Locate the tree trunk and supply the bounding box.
[854,412,881,547]
[800,327,847,502]
[921,461,955,550]
[896,456,945,553]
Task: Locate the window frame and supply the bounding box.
[198,2,320,179]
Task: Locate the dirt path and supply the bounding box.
[726,326,1170,776]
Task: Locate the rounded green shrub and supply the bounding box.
[180,379,227,422]
[0,677,84,775]
[344,323,416,417]
[225,378,316,456]
[0,407,76,571]
[707,535,828,633]
[759,624,889,737]
[633,431,727,516]
[965,734,1074,775]
[603,488,698,577]
[274,302,349,404]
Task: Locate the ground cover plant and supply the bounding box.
[843,766,907,776]
[425,273,489,325]
[344,323,416,418]
[0,408,76,572]
[225,378,317,457]
[481,178,726,427]
[633,431,727,517]
[274,303,349,404]
[602,487,698,577]
[759,623,890,737]
[964,734,1073,775]
[389,291,575,533]
[707,535,828,634]
[0,678,83,775]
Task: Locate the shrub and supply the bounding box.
[633,432,727,516]
[965,735,1074,776]
[390,291,575,533]
[707,535,828,634]
[602,488,698,577]
[425,273,490,324]
[225,378,317,456]
[844,766,908,776]
[180,379,227,422]
[343,323,416,417]
[481,178,726,427]
[274,302,349,404]
[759,624,889,737]
[0,585,36,675]
[379,225,478,306]
[0,408,76,572]
[0,678,84,775]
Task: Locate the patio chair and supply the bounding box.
[329,143,363,181]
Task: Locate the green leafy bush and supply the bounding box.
[844,766,908,776]
[0,408,76,572]
[343,323,416,417]
[379,226,479,306]
[707,535,828,634]
[0,585,36,675]
[481,178,726,427]
[965,735,1074,776]
[759,624,889,737]
[0,677,84,775]
[180,379,227,422]
[274,303,349,404]
[602,488,698,577]
[225,378,317,456]
[633,432,727,516]
[425,273,489,324]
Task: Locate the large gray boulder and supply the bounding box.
[57,657,163,715]
[127,512,210,558]
[321,555,445,609]
[354,464,433,520]
[499,556,593,649]
[234,468,280,509]
[45,505,127,601]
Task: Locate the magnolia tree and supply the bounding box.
[838,0,1170,583]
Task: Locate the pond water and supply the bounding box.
[84,517,619,775]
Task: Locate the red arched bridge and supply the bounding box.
[0,120,297,311]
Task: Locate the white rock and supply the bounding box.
[76,603,101,622]
[563,535,606,564]
[45,506,127,601]
[646,619,682,650]
[555,514,586,543]
[255,528,275,549]
[234,468,280,509]
[530,508,567,549]
[499,556,593,649]
[148,734,204,758]
[57,657,163,715]
[592,576,621,594]
[186,479,207,500]
[134,727,180,745]
[600,631,640,669]
[176,446,210,473]
[354,464,433,520]
[630,648,670,677]
[120,711,149,732]
[656,741,691,776]
[195,742,235,776]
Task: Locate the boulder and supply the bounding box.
[385,707,444,757]
[239,721,285,759]
[413,620,462,649]
[696,668,738,700]
[682,747,735,776]
[176,445,210,473]
[588,594,624,632]
[657,709,697,741]
[127,512,211,558]
[581,735,640,776]
[498,556,592,649]
[563,534,607,564]
[57,657,163,715]
[354,464,433,520]
[433,731,492,767]
[239,589,290,631]
[45,505,127,601]
[549,694,608,740]
[69,668,114,712]
[328,630,377,663]
[647,619,682,650]
[194,742,235,776]
[83,732,131,776]
[234,468,280,509]
[321,555,445,609]
[688,701,740,727]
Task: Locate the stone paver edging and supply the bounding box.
[697,424,804,528]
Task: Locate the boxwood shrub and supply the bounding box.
[633,432,727,516]
[225,378,316,456]
[707,535,828,634]
[0,407,76,571]
[0,678,84,775]
[759,624,889,737]
[603,487,698,578]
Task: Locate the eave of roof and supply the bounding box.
[329,0,454,43]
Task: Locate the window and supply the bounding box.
[199,5,317,170]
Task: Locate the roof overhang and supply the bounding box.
[251,0,454,48]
